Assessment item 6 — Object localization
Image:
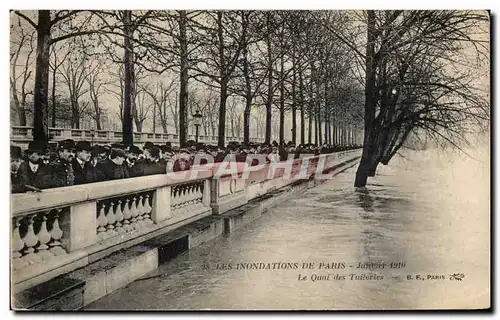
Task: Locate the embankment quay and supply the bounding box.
[11,149,361,310]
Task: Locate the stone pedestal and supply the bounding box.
[211,177,248,215]
[151,186,171,223]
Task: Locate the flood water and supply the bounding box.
[87,147,490,310]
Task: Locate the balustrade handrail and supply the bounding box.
[11,126,261,141]
[10,169,214,216]
[11,149,362,216]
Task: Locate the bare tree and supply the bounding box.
[12,10,107,141]
[190,11,245,147]
[59,45,97,129]
[320,10,489,187]
[48,42,71,127]
[86,61,107,130]
[145,79,177,133]
[10,16,35,126]
[134,86,153,132]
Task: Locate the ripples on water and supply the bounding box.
[88,147,490,310]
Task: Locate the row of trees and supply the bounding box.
[11,10,489,186]
[10,10,364,147]
[350,11,489,186]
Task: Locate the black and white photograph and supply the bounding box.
[7,7,490,311]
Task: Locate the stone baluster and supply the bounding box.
[104,201,117,238]
[97,204,108,237]
[22,214,41,265]
[182,184,190,206]
[182,184,189,208]
[12,217,28,270]
[142,194,153,225]
[171,186,178,210]
[37,214,53,261]
[191,184,198,205]
[196,182,203,204]
[122,199,133,232]
[173,186,180,210]
[129,197,138,229]
[179,186,185,208]
[114,200,124,233]
[189,184,195,204]
[192,184,198,204]
[49,209,65,256]
[135,196,144,227]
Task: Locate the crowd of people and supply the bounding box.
[10,138,360,193]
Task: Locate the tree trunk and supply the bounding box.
[291,51,297,146]
[265,49,272,144]
[355,10,377,188]
[244,98,251,146]
[299,68,305,145]
[218,82,228,147]
[308,111,312,144]
[317,106,322,145]
[332,123,336,145]
[178,10,189,147]
[324,84,329,144]
[122,10,134,145]
[231,117,235,137]
[324,116,329,145]
[95,110,102,131]
[279,54,285,146]
[51,66,56,127]
[216,11,227,148]
[12,88,27,126]
[152,101,156,134]
[32,10,51,142]
[314,111,318,145]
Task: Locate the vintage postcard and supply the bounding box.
[8,9,490,311]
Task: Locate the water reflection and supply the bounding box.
[356,187,375,213]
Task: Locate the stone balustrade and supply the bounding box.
[11,126,262,147]
[10,149,362,293]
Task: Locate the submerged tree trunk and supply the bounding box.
[354,10,377,188]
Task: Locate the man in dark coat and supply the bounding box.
[72,140,100,185]
[16,141,53,191]
[142,147,164,176]
[125,145,143,177]
[11,146,26,193]
[96,148,130,181]
[50,139,76,187]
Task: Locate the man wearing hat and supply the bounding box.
[96,147,129,181]
[124,145,143,177]
[16,141,52,190]
[11,146,25,193]
[134,146,163,176]
[51,139,76,187]
[144,147,164,176]
[72,140,100,185]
